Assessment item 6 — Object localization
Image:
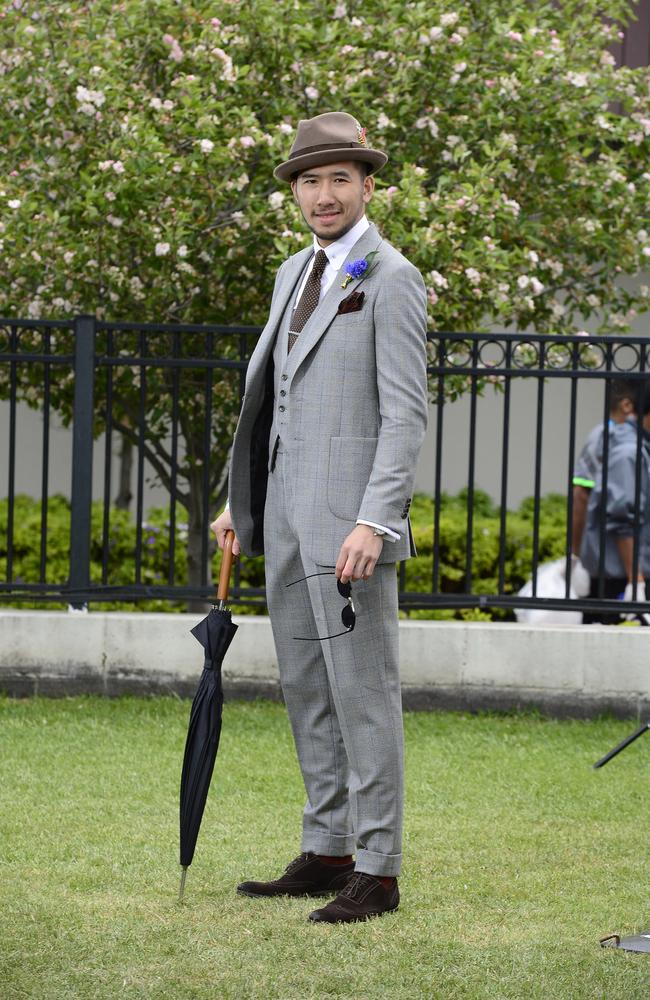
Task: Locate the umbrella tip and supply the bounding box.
[179,865,188,904]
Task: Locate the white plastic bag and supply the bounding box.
[515,556,590,625]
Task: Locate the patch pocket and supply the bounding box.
[327,436,378,521]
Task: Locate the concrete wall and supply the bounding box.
[1,610,648,719]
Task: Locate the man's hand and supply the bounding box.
[210,508,241,556]
[336,524,384,583]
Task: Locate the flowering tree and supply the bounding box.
[0,0,648,330]
[0,0,648,592]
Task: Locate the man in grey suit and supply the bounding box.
[211,111,428,923]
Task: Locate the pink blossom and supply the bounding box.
[507,31,523,42]
[485,79,496,88]
[385,186,398,199]
[163,33,184,62]
[211,18,222,28]
[534,49,545,57]
[240,136,255,148]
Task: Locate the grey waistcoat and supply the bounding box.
[269,293,293,454]
[270,258,312,453]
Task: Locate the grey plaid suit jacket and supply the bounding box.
[228,222,429,566]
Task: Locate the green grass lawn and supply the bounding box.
[1,697,648,1000]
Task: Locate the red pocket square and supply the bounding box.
[337,290,365,315]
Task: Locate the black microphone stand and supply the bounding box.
[593,720,650,770]
[595,721,650,953]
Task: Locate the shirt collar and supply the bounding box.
[312,215,370,270]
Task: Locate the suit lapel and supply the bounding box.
[246,246,313,389]
[285,223,383,376]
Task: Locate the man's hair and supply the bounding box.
[609,377,650,416]
[640,382,650,417]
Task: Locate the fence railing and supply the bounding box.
[1,315,649,618]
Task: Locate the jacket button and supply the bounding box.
[279,405,285,412]
[281,374,288,381]
[280,389,286,397]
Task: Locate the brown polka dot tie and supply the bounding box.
[288,249,329,353]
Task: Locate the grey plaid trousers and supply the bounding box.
[263,447,404,877]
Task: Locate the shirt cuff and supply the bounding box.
[356,519,400,542]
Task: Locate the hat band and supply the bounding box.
[288,140,366,160]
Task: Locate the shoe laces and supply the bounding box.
[340,872,376,900]
[284,853,310,874]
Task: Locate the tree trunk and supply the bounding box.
[114,433,133,511]
[185,475,214,614]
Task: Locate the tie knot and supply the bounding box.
[313,249,329,276]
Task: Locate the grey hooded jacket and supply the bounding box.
[580,418,650,579]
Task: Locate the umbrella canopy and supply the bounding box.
[179,531,237,900]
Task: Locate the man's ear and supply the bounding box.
[290,180,299,204]
[362,173,375,205]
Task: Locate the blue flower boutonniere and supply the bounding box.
[341,250,379,289]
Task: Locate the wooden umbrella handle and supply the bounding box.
[216,530,235,603]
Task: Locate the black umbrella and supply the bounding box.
[179,530,237,902]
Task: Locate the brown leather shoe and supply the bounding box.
[237,853,355,899]
[308,872,399,923]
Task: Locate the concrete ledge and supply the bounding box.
[1,611,648,719]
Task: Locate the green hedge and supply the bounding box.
[0,491,569,617]
[406,490,569,621]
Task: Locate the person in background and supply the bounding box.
[578,380,650,624]
[571,378,637,559]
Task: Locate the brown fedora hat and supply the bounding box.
[274,111,388,182]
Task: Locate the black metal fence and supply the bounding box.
[1,315,649,618]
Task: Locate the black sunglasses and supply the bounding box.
[285,571,356,641]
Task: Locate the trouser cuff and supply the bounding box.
[301,832,356,856]
[355,849,402,877]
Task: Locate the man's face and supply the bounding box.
[291,161,375,246]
